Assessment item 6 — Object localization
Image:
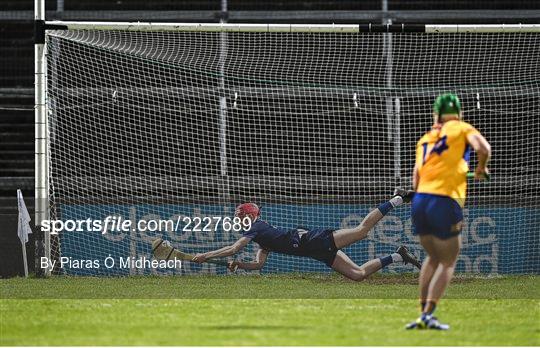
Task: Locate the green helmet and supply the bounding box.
[433,93,461,118]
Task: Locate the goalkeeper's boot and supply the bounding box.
[396,245,422,269]
[393,188,415,203]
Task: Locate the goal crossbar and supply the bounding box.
[43,21,540,33]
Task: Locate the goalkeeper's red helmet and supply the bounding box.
[235,203,260,220]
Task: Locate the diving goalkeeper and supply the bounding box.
[192,190,420,281]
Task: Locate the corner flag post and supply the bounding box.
[17,190,33,277]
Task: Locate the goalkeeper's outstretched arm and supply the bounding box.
[229,248,269,271]
[192,237,251,263]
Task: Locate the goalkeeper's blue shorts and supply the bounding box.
[411,193,463,239]
[298,228,339,267]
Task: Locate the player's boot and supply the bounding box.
[426,316,450,330]
[405,317,422,330]
[393,188,415,203]
[396,245,422,269]
[405,314,450,330]
[406,313,430,329]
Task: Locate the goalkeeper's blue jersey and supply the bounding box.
[242,220,304,256]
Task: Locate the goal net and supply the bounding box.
[41,23,540,275]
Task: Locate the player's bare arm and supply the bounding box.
[466,132,492,180]
[192,236,251,263]
[228,248,270,271]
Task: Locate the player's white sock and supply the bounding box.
[391,253,403,263]
[389,196,403,208]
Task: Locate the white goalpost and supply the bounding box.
[34,0,50,276]
[35,18,540,276]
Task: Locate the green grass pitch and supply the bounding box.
[1,274,539,346]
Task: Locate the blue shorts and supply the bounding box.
[412,193,463,239]
[299,229,338,267]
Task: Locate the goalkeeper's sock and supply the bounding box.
[379,253,402,268]
[379,255,393,267]
[377,196,403,215]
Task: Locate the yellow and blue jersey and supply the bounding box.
[415,120,481,206]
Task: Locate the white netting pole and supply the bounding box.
[219,0,230,207]
[394,97,401,185]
